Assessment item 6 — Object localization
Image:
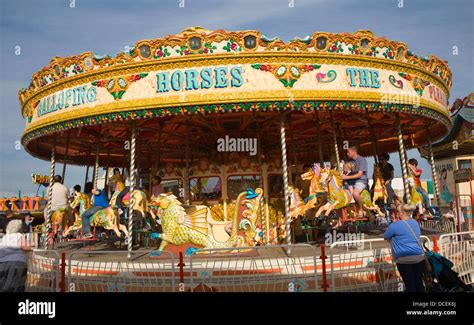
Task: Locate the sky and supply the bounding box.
[0,0,473,196]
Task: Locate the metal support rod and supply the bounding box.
[316,111,324,165]
[84,151,90,190]
[184,122,190,204]
[256,113,267,245]
[288,114,296,185]
[330,112,340,168]
[425,126,440,205]
[396,115,410,203]
[128,127,137,259]
[366,109,379,163]
[61,131,70,181]
[280,112,292,253]
[44,142,56,249]
[104,146,111,197]
[93,142,100,189]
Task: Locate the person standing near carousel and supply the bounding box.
[342,146,368,218]
[384,203,426,292]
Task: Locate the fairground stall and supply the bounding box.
[19,27,453,258]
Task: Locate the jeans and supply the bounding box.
[81,206,104,234]
[396,261,425,292]
[386,182,394,206]
[115,186,130,208]
[416,186,432,213]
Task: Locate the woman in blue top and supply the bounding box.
[384,203,425,292]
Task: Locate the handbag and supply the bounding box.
[402,220,433,288]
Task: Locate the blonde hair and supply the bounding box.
[343,161,355,172]
[6,219,23,234]
[398,203,415,215]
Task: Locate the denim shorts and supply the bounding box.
[354,181,367,191]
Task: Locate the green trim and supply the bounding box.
[21,100,451,146]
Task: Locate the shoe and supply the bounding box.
[83,233,93,239]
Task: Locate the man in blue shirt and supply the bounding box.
[342,146,368,218]
[384,203,425,292]
[81,188,108,238]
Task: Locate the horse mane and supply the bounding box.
[373,164,383,183]
[329,169,343,187]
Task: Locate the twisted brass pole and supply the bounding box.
[128,127,136,259]
[280,112,291,254]
[425,126,440,205]
[396,115,410,203]
[44,141,56,249]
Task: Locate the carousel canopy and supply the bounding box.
[18,27,453,168]
[420,93,474,160]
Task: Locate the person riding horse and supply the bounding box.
[341,146,368,218]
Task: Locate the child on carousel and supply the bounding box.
[342,161,356,194]
[408,158,434,215]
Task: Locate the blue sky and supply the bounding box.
[0,0,472,196]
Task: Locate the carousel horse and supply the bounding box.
[288,185,307,221]
[149,188,263,254]
[288,163,327,220]
[372,164,388,205]
[110,189,149,220]
[63,192,90,237]
[315,167,384,220]
[68,192,129,239]
[407,176,424,215]
[36,208,71,239]
[300,163,327,209]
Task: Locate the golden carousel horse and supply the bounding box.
[66,192,129,238]
[372,164,388,205]
[407,176,424,215]
[315,167,384,221]
[109,189,149,220]
[288,163,327,220]
[63,192,90,237]
[35,207,71,238]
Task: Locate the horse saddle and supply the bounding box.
[121,192,131,204]
[206,215,232,243]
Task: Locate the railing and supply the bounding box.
[326,236,431,292]
[188,244,320,292]
[419,219,456,233]
[23,232,472,292]
[25,249,60,292]
[438,231,474,285]
[66,250,176,292]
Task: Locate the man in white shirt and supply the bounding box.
[44,175,72,225]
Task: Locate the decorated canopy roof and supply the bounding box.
[18,27,453,168]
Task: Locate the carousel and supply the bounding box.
[18,27,452,256]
